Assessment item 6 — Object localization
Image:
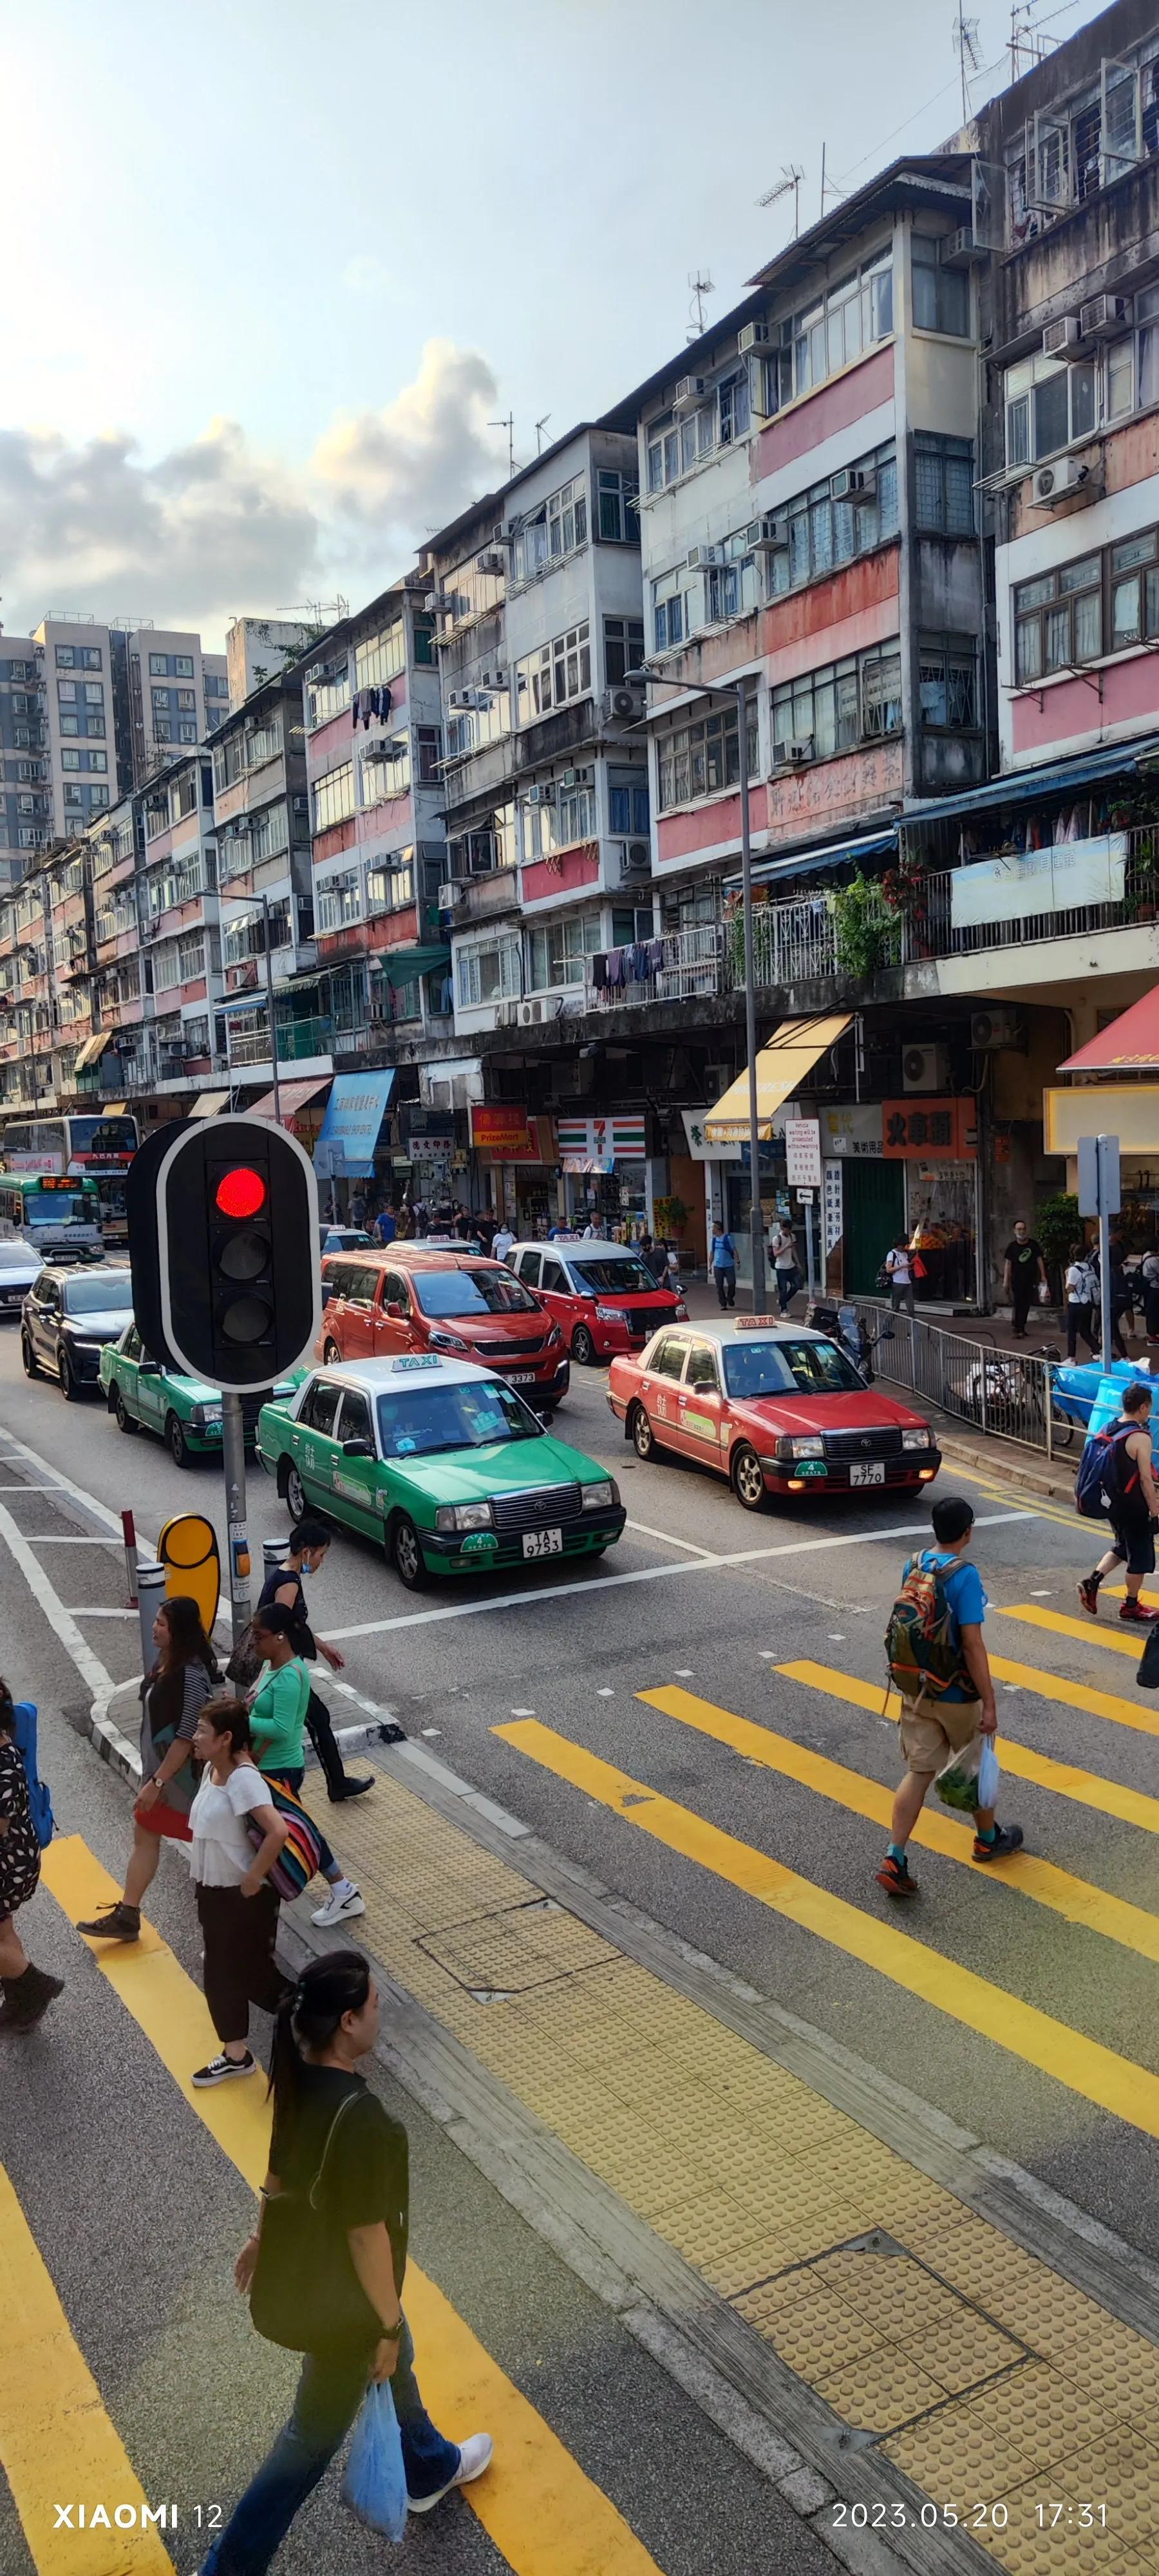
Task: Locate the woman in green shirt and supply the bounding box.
[247,1605,365,1931]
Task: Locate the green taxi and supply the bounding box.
[100,1324,296,1468]
[257,1354,626,1590]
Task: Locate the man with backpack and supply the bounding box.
[1077,1378,1159,1624]
[878,1495,1023,1899]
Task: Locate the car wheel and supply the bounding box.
[571,1323,596,1367]
[323,1339,343,1366]
[115,1388,138,1435]
[284,1461,307,1522]
[731,1443,768,1511]
[390,1514,431,1591]
[21,1333,39,1379]
[167,1412,191,1468]
[630,1403,661,1463]
[59,1349,81,1403]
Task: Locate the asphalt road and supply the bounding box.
[5,1320,1159,2571]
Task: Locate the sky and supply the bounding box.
[1,0,1111,648]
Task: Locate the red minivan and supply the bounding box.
[317,1247,570,1411]
[506,1240,684,1365]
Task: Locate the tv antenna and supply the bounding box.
[757,166,806,236]
[687,269,714,342]
[534,413,551,455]
[953,11,983,121]
[489,413,516,478]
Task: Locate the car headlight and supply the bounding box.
[68,1335,100,1351]
[435,1502,494,1532]
[775,1434,825,1461]
[902,1427,932,1451]
[193,1404,222,1430]
[674,1302,688,1320]
[429,1329,469,1353]
[582,1479,617,1510]
[546,1326,562,1349]
[594,1304,625,1323]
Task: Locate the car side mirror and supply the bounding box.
[535,1411,552,1430]
[342,1437,373,1458]
[139,1359,161,1375]
[385,1300,404,1319]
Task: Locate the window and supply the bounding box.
[596,470,639,544]
[603,617,645,685]
[608,771,650,835]
[767,446,900,600]
[84,682,102,705]
[306,668,352,728]
[60,715,79,737]
[177,688,196,710]
[312,762,355,833]
[174,655,194,679]
[151,687,170,710]
[514,621,591,721]
[911,234,970,336]
[652,576,688,654]
[1004,353,1096,466]
[523,779,597,858]
[366,851,415,913]
[914,435,975,536]
[918,635,978,728]
[316,869,364,933]
[412,616,436,665]
[652,1335,689,1382]
[1012,530,1159,681]
[84,711,105,737]
[527,910,601,990]
[155,719,173,743]
[337,1388,373,1448]
[416,726,441,783]
[771,641,902,765]
[511,477,588,582]
[718,371,751,444]
[61,750,80,772]
[88,750,108,773]
[178,721,197,744]
[149,653,168,676]
[360,737,410,804]
[301,1378,341,1436]
[55,647,75,668]
[57,680,76,704]
[455,937,521,1007]
[355,620,406,691]
[755,250,894,421]
[88,784,109,810]
[657,701,760,810]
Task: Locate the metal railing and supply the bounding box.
[585,924,726,1008]
[854,1303,1075,1461]
[227,1015,331,1068]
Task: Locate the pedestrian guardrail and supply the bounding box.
[854,1303,1077,1463]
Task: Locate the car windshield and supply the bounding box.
[722,1337,865,1398]
[62,1273,132,1315]
[376,1379,543,1457]
[412,1266,540,1317]
[0,1242,33,1267]
[569,1257,655,1294]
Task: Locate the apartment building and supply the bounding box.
[209,660,322,1079]
[226,617,320,712]
[0,636,50,872]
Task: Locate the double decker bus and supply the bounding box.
[0,1172,103,1255]
[0,1113,138,1246]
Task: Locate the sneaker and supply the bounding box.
[973,1823,1025,1862]
[1077,1577,1101,1618]
[311,1884,366,1928]
[75,1902,141,1940]
[408,2434,494,2515]
[1119,1599,1159,1624]
[875,1853,919,1899]
[191,2050,256,2087]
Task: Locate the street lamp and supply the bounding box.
[624,665,766,1311]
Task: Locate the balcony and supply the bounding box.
[585,925,727,1008]
[227,1014,332,1069]
[440,866,521,928]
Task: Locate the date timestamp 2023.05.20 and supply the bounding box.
[831,2501,1110,2535]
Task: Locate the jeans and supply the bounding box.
[201,2319,459,2576]
[890,1281,915,1318]
[775,1266,798,1314]
[714,1265,736,1310]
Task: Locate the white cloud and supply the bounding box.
[312,337,507,535]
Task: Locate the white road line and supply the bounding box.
[323,1510,1035,1640]
[0,1481,72,1491]
[624,1519,715,1557]
[0,1493,113,1698]
[66,1606,137,1619]
[21,1533,123,1544]
[0,1420,147,1538]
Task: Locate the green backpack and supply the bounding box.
[885,1550,977,1707]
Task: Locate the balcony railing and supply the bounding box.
[585,925,726,1008]
[227,1014,331,1068]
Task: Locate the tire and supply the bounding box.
[284,1461,307,1522]
[21,1333,39,1379]
[167,1412,191,1468]
[323,1339,343,1367]
[115,1387,138,1435]
[59,1348,81,1403]
[731,1443,769,1512]
[390,1513,431,1591]
[571,1323,596,1367]
[630,1403,661,1463]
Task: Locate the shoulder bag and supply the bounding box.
[250,2090,381,2352]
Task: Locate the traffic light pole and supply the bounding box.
[221,1392,252,1645]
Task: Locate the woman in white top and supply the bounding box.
[1064,1240,1099,1361]
[187,1698,288,2092]
[885,1234,915,1318]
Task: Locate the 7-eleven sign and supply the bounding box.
[556,1115,646,1161]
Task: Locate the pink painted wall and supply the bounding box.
[522,842,601,904]
[1011,650,1159,759]
[759,546,901,687]
[355,793,412,845]
[657,785,769,864]
[753,345,896,480]
[765,738,905,847]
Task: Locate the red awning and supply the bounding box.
[1060,987,1159,1073]
[246,1076,331,1128]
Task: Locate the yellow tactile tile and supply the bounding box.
[301,1770,1159,2574]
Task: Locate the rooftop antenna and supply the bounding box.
[489,413,516,478]
[534,413,551,455]
[687,269,714,342]
[757,165,806,236]
[953,11,983,122]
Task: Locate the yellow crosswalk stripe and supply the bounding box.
[999,1600,1148,1662]
[41,1837,663,2576]
[0,2163,173,2576]
[639,1682,1159,1963]
[495,1718,1159,2141]
[989,1651,1159,1745]
[778,1658,1159,1833]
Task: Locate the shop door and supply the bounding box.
[842,1159,903,1295]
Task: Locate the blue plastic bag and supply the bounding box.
[343,2380,407,2543]
[977,1735,1000,1811]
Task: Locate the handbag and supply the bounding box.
[225,1623,263,1689]
[250,2092,381,2352]
[245,1775,325,1901]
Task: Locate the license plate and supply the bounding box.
[849,1460,885,1486]
[511,1371,536,1385]
[522,1527,562,1558]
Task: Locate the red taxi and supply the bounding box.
[607,1315,940,1510]
[506,1239,684,1365]
[318,1247,570,1412]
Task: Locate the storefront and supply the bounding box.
[556,1115,650,1237]
[469,1104,559,1233]
[816,1097,979,1301]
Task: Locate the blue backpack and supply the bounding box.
[1075,1420,1139,1520]
[12,1701,54,1848]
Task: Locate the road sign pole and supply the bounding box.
[221,1393,251,1646]
[1078,1132,1121,1367]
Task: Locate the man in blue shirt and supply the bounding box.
[710,1226,737,1311]
[374,1204,397,1246]
[878,1494,1023,1899]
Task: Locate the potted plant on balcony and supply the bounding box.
[828,874,898,980]
[879,856,931,956]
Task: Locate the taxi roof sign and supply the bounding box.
[735,1315,782,1330]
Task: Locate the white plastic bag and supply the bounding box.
[934,1738,983,1812]
[976,1735,1000,1809]
[1037,1280,1051,1305]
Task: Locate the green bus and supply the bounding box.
[0,1172,103,1255]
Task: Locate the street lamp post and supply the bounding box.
[625,667,766,1312]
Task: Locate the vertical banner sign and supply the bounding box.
[784,1119,822,1188]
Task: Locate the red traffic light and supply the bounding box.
[215,1166,267,1220]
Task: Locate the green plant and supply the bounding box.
[654,1194,688,1237]
[828,875,899,980]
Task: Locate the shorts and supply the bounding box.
[1108,1517,1156,1578]
[133,1794,193,1842]
[898,1694,980,1776]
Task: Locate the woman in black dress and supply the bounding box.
[0,1681,62,2031]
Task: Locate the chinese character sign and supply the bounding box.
[881,1099,975,1160]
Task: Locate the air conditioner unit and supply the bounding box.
[737,321,772,353]
[292,794,309,814]
[831,465,876,502]
[672,375,707,415]
[1079,292,1134,339]
[527,783,543,805]
[423,591,455,616]
[787,736,814,764]
[1042,314,1080,355]
[619,842,651,879]
[686,544,726,569]
[940,226,984,267]
[599,687,641,724]
[436,882,463,910]
[560,769,577,789]
[755,513,791,551]
[477,551,506,575]
[495,999,520,1027]
[519,999,543,1027]
[970,1007,1023,1051]
[1032,456,1088,505]
[901,1043,948,1093]
[479,668,508,690]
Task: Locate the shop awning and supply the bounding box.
[190,1090,231,1119]
[904,737,1159,828]
[744,829,898,891]
[247,1076,331,1127]
[704,1013,853,1146]
[1059,986,1159,1074]
[377,945,450,985]
[74,1030,114,1070]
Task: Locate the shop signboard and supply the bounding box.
[819,1102,882,1158]
[471,1103,534,1155]
[784,1118,822,1189]
[882,1099,975,1159]
[313,1070,396,1180]
[950,833,1126,932]
[556,1115,646,1166]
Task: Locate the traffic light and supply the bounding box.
[130,1115,320,1390]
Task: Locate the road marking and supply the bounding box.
[0,1423,135,1535]
[0,2162,173,2576]
[0,1495,112,1698]
[625,1519,715,1557]
[42,1837,664,2576]
[321,1512,1034,1641]
[779,1660,1159,1835]
[21,1534,123,1545]
[64,1606,137,1619]
[988,1652,1159,1746]
[495,1718,1159,2141]
[999,1601,1147,1662]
